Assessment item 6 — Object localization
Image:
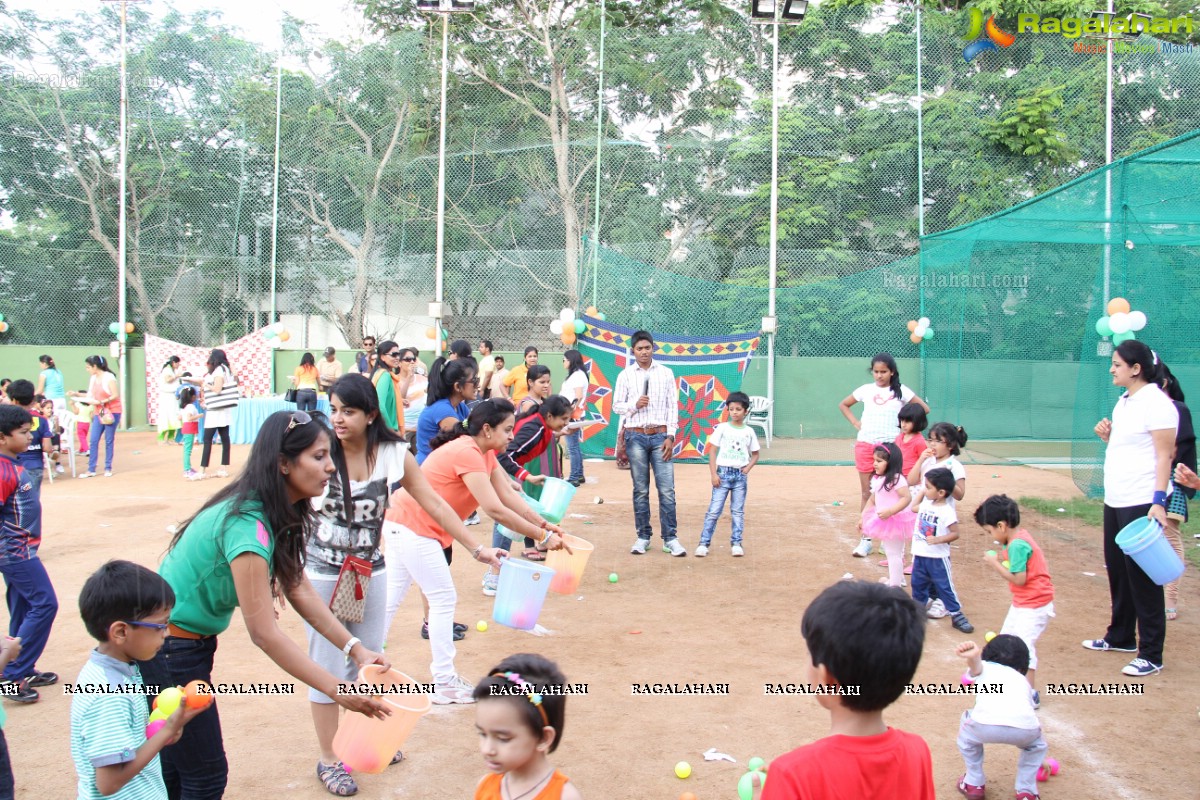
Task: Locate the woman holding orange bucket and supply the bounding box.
[382,399,570,705]
[1086,340,1177,678]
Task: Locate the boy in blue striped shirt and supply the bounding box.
[71,561,207,800]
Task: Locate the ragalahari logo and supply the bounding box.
[963,8,1015,62]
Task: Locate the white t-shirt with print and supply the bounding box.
[708,422,761,469]
[1104,384,1179,508]
[853,383,915,443]
[910,497,957,559]
[308,442,407,576]
[969,661,1040,730]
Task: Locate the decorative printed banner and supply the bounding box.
[576,316,760,461]
[144,330,274,425]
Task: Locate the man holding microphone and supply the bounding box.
[612,330,685,556]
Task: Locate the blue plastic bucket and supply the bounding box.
[1114,517,1185,585]
[492,558,556,630]
[537,477,577,523]
[520,494,548,518]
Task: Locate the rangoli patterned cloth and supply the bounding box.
[144,330,274,425]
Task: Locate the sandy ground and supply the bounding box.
[8,433,1199,799]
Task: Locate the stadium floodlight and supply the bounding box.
[781,0,808,23]
[750,0,777,23]
[415,0,439,11]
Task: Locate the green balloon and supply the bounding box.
[108,322,120,334]
[1113,330,1136,344]
[596,312,606,321]
[1095,316,1113,337]
[0,314,5,323]
[922,328,934,340]
[573,319,586,334]
[748,757,766,772]
[738,770,766,800]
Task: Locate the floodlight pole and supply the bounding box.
[434,12,450,338]
[269,52,282,390]
[767,20,780,440]
[117,0,129,428]
[589,0,606,311]
[1103,0,1114,308]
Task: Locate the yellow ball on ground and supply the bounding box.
[985,631,996,642]
[674,761,692,779]
[476,620,488,632]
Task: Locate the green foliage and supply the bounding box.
[984,86,1078,165]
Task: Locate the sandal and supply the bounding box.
[317,761,358,797]
[523,549,546,562]
[1166,608,1178,621]
[390,751,404,766]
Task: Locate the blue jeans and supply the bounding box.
[626,431,677,541]
[88,412,120,472]
[295,388,318,412]
[699,466,748,546]
[0,729,12,800]
[137,636,227,800]
[0,557,58,681]
[564,428,584,482]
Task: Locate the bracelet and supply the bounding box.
[342,636,360,656]
[1152,490,1168,507]
[540,529,552,545]
[471,544,484,560]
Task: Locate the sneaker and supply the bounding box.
[78,472,95,479]
[188,471,208,481]
[481,571,498,597]
[1081,638,1137,653]
[183,470,197,480]
[464,512,480,526]
[851,539,872,558]
[1031,689,1041,710]
[956,775,986,800]
[694,544,709,558]
[54,465,64,474]
[926,599,949,619]
[430,674,476,705]
[24,671,57,687]
[420,621,466,641]
[1014,793,1039,800]
[951,613,975,633]
[567,477,585,487]
[0,679,39,704]
[103,471,112,477]
[904,563,913,575]
[1121,657,1162,677]
[731,545,744,557]
[630,538,649,555]
[662,538,687,557]
[214,469,228,478]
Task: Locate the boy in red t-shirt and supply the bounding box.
[974,495,1055,706]
[761,581,936,800]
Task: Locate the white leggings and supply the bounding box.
[383,521,459,685]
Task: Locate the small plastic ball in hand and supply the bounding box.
[184,680,214,710]
[155,686,185,717]
[1002,560,1011,569]
[985,631,996,642]
[148,708,169,725]
[674,761,691,779]
[986,550,997,558]
[961,670,975,686]
[747,756,765,772]
[145,719,167,739]
[608,573,618,583]
[1037,757,1060,781]
[738,769,767,800]
[476,620,488,632]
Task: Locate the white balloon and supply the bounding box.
[917,317,930,328]
[549,319,564,335]
[559,308,575,322]
[914,323,928,337]
[1128,310,1147,332]
[272,322,286,334]
[1108,311,1131,335]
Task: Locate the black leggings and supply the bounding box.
[201,425,230,468]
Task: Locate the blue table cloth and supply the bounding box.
[228,396,331,444]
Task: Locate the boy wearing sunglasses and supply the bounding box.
[71,560,209,800]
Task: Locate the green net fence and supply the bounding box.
[3,3,1200,486]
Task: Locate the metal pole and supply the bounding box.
[434,13,450,336]
[766,21,780,439]
[589,0,606,311]
[269,54,283,390]
[1103,0,1114,307]
[116,0,129,428]
[915,3,927,391]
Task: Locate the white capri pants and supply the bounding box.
[383,521,459,685]
[1000,602,1054,670]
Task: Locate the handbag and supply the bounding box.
[284,388,298,404]
[205,368,241,410]
[97,403,115,426]
[327,457,371,623]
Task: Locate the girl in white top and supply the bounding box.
[157,356,183,444]
[907,422,969,509]
[839,353,929,558]
[559,350,589,485]
[1086,340,1177,677]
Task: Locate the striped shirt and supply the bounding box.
[71,650,166,800]
[613,360,678,439]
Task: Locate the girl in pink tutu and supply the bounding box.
[860,443,916,588]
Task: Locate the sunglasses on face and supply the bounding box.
[400,357,417,362]
[385,351,401,358]
[124,620,169,631]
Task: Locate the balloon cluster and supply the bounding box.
[146,680,213,738]
[0,314,8,334]
[262,322,291,347]
[106,321,136,341]
[1094,297,1146,344]
[737,757,768,799]
[424,326,448,352]
[906,317,934,344]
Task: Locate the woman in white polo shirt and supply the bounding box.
[1086,340,1177,677]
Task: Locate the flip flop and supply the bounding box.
[523,549,546,562]
[1166,608,1178,621]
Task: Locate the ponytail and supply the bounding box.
[428,356,477,404]
[429,398,515,452]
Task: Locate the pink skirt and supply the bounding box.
[861,506,915,541]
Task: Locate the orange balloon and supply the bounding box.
[906,320,918,332]
[425,326,437,339]
[561,330,577,345]
[0,322,8,333]
[124,322,135,334]
[585,306,598,316]
[278,330,291,342]
[1107,297,1131,315]
[910,333,923,344]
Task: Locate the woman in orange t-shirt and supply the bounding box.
[382,398,570,705]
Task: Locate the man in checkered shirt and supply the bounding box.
[612,331,686,556]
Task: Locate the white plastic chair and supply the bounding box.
[747,395,773,448]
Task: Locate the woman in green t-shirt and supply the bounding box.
[138,410,391,800]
